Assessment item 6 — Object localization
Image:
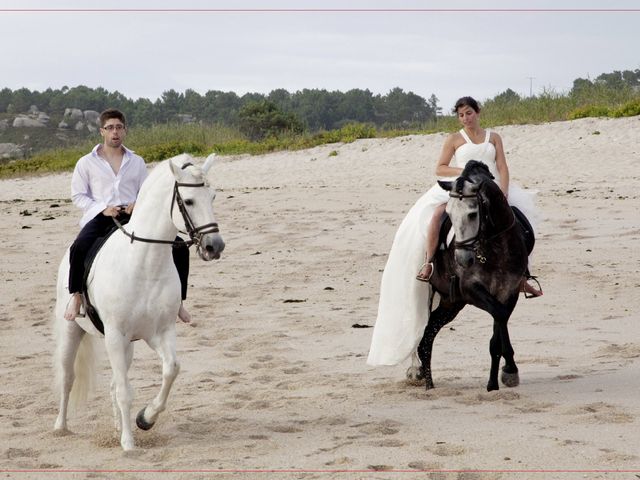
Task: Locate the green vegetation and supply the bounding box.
[0,122,380,178]
[1,68,639,179]
[237,100,304,140]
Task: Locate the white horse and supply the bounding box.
[53,153,225,451]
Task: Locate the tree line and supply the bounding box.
[2,67,637,140]
[0,85,440,134]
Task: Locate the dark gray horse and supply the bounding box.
[417,160,531,392]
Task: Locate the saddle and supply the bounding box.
[511,206,535,256]
[80,219,124,335]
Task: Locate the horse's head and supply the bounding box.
[439,160,512,269]
[169,154,225,261]
[439,173,482,269]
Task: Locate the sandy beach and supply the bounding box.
[1,116,639,479]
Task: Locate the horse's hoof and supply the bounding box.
[487,380,499,392]
[501,370,520,388]
[406,366,424,383]
[122,441,135,452]
[136,408,155,431]
[52,427,72,437]
[425,380,435,391]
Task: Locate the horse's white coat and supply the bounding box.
[53,154,224,450]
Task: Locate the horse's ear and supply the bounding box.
[438,180,453,191]
[168,157,184,181]
[202,153,216,174]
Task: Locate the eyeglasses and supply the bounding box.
[102,124,125,131]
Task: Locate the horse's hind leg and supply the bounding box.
[417,302,463,390]
[105,331,135,451]
[54,320,85,432]
[137,329,180,431]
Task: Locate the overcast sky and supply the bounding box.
[1,0,639,111]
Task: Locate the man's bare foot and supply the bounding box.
[416,262,433,282]
[177,302,192,323]
[520,278,543,297]
[64,293,82,321]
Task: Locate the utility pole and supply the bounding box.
[526,77,535,97]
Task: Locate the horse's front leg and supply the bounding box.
[465,285,518,391]
[111,342,134,433]
[105,330,135,451]
[416,303,464,390]
[137,328,180,431]
[488,319,519,390]
[497,307,519,388]
[488,321,502,391]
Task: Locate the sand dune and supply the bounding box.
[1,116,639,478]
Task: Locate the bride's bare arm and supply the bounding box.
[435,133,464,177]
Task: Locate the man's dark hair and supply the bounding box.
[99,108,126,128]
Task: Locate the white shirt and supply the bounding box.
[71,144,148,227]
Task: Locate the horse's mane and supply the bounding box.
[453,160,496,196]
[461,160,494,181]
[146,154,206,183]
[137,154,207,204]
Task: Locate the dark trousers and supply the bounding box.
[68,213,189,300]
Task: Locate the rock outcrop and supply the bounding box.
[58,108,100,131]
[0,143,24,159]
[13,115,46,128]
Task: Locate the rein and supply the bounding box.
[449,186,516,264]
[112,163,219,251]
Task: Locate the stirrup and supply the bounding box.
[523,275,543,299]
[66,293,86,319]
[416,262,434,283]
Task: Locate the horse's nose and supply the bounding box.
[455,250,474,268]
[204,235,225,259]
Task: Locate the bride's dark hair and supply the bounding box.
[454,96,480,114]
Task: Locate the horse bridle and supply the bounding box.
[112,163,219,252]
[448,181,515,264]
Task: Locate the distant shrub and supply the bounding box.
[612,98,640,117]
[299,122,377,147]
[0,148,85,177]
[238,101,304,141]
[210,139,255,155]
[334,122,377,142]
[567,105,611,120]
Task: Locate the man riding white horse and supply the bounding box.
[55,150,225,450]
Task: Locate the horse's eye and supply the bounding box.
[468,212,478,220]
[184,199,194,206]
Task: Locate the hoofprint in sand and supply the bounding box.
[1,116,639,476]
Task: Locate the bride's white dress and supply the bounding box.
[367,129,538,366]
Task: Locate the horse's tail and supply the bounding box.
[53,251,98,412]
[69,335,97,410]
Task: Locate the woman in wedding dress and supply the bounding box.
[367,96,541,367]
